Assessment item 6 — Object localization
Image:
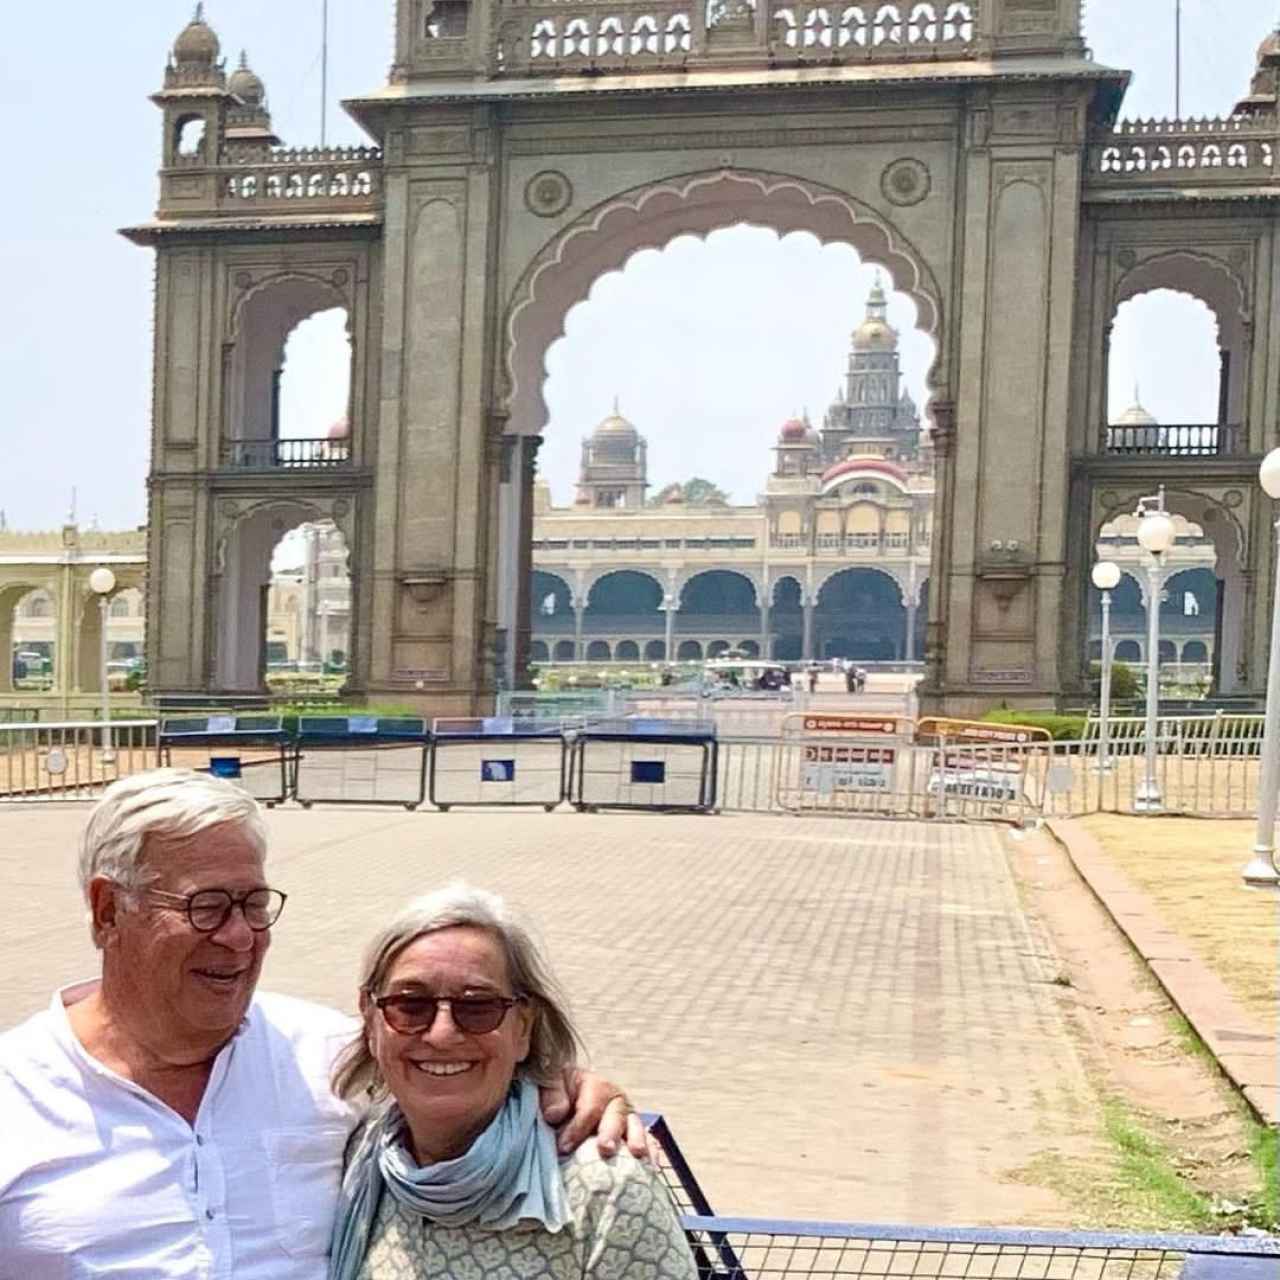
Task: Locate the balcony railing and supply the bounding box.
[1086,117,1278,188]
[492,0,977,77]
[1102,423,1242,458]
[220,438,353,470]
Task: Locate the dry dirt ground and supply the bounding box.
[1075,815,1278,1035]
[1005,823,1272,1229]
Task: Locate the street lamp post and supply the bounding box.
[1134,490,1176,813]
[1243,449,1280,888]
[1091,560,1121,779]
[88,568,117,766]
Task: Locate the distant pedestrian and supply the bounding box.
[807,666,818,695]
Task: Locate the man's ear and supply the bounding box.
[87,877,126,949]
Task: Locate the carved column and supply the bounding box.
[663,594,676,662]
[513,436,542,689]
[759,590,771,659]
[801,592,815,661]
[923,398,955,695]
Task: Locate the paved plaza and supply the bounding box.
[3,804,1100,1226]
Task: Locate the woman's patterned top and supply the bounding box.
[354,1144,698,1280]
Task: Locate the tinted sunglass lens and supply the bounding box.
[385,996,438,1033]
[452,999,506,1034]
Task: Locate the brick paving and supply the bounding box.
[1,805,1098,1226]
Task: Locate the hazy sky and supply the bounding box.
[0,0,1268,527]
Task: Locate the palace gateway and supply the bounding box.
[126,1,1280,714]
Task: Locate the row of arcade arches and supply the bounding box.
[528,566,929,662]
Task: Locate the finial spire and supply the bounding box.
[613,394,620,415]
[194,2,205,21]
[239,48,249,69]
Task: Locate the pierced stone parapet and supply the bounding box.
[1088,117,1278,184]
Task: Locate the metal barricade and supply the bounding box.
[778,713,919,816]
[643,1113,1280,1280]
[572,718,718,813]
[294,716,429,810]
[429,718,567,811]
[0,720,159,802]
[158,715,291,806]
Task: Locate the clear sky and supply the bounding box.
[0,0,1269,526]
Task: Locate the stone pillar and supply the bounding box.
[923,399,954,695]
[802,593,815,661]
[663,593,676,661]
[77,595,104,695]
[759,590,771,659]
[494,431,518,690]
[513,437,541,689]
[0,603,14,695]
[573,598,585,661]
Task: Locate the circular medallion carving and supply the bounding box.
[1116,249,1137,270]
[1201,507,1219,525]
[1223,490,1244,509]
[1229,248,1248,270]
[881,158,931,207]
[1099,489,1119,510]
[332,498,350,518]
[234,270,254,289]
[524,170,573,218]
[219,500,239,518]
[331,268,350,288]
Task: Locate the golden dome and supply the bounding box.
[852,318,899,351]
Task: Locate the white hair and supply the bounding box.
[332,881,583,1099]
[78,767,268,901]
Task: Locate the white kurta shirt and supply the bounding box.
[0,981,363,1280]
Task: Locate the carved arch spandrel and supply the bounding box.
[1112,248,1252,333]
[502,167,947,436]
[211,495,356,575]
[1091,486,1248,568]
[227,271,353,341]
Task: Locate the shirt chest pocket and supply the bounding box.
[263,1126,348,1258]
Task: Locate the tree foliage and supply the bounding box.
[648,477,731,507]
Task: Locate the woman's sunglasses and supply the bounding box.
[372,992,528,1036]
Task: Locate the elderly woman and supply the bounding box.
[329,884,697,1280]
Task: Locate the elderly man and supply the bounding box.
[0,769,639,1277]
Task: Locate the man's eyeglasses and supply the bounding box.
[372,992,527,1036]
[134,887,287,933]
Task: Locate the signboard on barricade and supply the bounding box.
[158,716,290,806]
[915,719,1050,820]
[294,717,429,810]
[779,713,917,814]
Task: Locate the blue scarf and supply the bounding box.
[329,1078,569,1280]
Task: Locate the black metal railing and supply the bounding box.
[1102,423,1242,458]
[220,438,352,469]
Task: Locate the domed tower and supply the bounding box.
[772,414,820,478]
[821,276,922,464]
[1235,25,1280,117]
[152,5,235,179]
[574,403,648,508]
[225,51,280,154]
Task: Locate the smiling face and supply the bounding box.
[365,925,534,1164]
[97,820,271,1061]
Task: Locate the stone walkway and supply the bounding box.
[2,806,1098,1226]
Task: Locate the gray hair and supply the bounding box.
[79,767,268,906]
[331,882,583,1101]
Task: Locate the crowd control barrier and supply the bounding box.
[429,718,568,811]
[294,716,430,810]
[572,719,718,813]
[158,715,290,805]
[642,1113,1280,1280]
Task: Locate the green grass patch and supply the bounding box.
[1102,1099,1217,1231]
[1251,1123,1279,1229]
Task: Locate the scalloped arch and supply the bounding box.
[503,168,946,436]
[1093,487,1245,568]
[814,563,907,604]
[229,272,351,341]
[1113,250,1250,340]
[676,566,764,610]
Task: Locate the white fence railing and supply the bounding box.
[0,721,160,802]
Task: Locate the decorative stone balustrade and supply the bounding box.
[1088,117,1277,185]
[219,146,382,213]
[1102,423,1243,458]
[768,0,975,61]
[220,437,353,470]
[493,0,976,75]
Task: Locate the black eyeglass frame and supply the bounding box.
[130,886,288,933]
[371,992,529,1036]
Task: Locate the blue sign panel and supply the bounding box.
[481,759,516,783]
[631,760,666,784]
